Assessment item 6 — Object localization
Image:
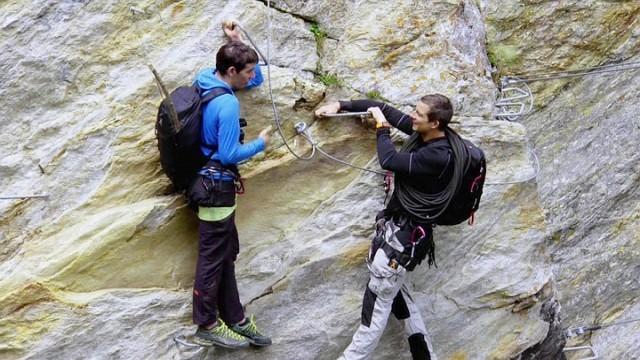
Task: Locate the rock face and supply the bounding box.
[482,0,640,358]
[0,1,636,360]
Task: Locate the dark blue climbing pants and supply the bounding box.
[192,212,244,327]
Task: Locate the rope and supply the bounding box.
[235,25,268,66]
[503,60,640,84]
[393,127,469,222]
[238,6,544,186]
[597,317,640,329]
[139,4,541,186]
[236,2,386,175]
[566,317,640,337]
[484,146,540,186]
[298,131,386,175]
[0,195,49,200]
[237,3,313,161]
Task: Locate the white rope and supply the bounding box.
[485,146,540,185]
[210,5,542,184]
[237,2,386,175]
[298,131,386,176]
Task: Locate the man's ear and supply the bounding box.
[431,120,440,129]
[227,66,238,76]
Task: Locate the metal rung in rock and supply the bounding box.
[564,345,598,360]
[173,334,210,360]
[495,78,534,121]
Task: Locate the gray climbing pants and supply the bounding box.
[340,221,437,360]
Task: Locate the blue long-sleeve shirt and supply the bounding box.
[194,65,265,165]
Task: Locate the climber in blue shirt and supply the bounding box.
[194,56,266,165]
[188,20,272,350]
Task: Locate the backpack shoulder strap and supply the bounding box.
[200,87,231,103]
[199,87,232,161]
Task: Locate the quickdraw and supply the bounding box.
[407,225,426,265]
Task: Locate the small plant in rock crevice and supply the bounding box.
[317,72,342,87]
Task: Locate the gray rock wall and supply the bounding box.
[0,0,637,359]
[481,0,640,357]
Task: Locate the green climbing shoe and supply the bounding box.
[230,315,272,347]
[193,320,250,349]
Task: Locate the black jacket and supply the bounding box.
[339,99,454,221]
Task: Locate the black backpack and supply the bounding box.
[436,139,486,225]
[155,86,230,192]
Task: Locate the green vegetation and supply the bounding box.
[317,72,341,87]
[310,22,327,43]
[487,44,521,71]
[365,90,388,102]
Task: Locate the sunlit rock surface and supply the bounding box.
[0,0,637,359]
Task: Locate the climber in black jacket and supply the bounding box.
[315,94,455,360]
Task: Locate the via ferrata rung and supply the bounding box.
[495,78,534,121]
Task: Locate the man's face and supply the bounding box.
[410,101,438,133]
[228,62,256,90]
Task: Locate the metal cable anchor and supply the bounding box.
[294,122,308,135]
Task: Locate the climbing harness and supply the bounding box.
[197,166,245,194]
[0,194,49,200]
[496,60,640,121]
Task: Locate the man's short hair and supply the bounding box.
[420,94,453,130]
[216,41,259,75]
